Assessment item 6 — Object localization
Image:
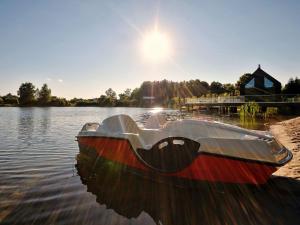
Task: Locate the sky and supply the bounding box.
[0,0,300,99]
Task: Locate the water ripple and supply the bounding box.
[0,107,153,225]
[1,107,299,225]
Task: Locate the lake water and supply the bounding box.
[0,107,299,225]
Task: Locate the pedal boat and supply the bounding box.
[77,114,292,185]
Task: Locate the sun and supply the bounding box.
[141,30,171,63]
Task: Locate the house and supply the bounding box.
[240,65,282,96]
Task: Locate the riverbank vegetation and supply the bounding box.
[239,102,260,118]
[0,76,299,110]
[238,102,280,119]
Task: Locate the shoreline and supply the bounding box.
[270,116,300,180]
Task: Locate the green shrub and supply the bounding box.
[264,107,278,118]
[239,102,260,118]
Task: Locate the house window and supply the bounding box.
[264,77,273,88]
[245,78,255,88]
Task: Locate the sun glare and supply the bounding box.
[141,30,171,63]
[150,107,163,113]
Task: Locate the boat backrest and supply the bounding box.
[99,114,140,134]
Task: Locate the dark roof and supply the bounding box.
[243,65,281,86]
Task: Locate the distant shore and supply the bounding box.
[270,117,300,180]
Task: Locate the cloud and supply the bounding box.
[45,77,63,83]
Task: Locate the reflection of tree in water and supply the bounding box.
[40,107,51,136]
[18,108,35,146]
[76,152,300,225]
[18,108,51,144]
[239,116,260,130]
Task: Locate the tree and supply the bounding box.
[70,98,79,106]
[282,77,300,95]
[223,83,235,95]
[130,88,140,100]
[200,81,209,91]
[50,96,69,106]
[17,82,36,105]
[118,89,132,106]
[235,73,252,91]
[105,88,117,99]
[185,79,209,97]
[129,88,140,106]
[124,88,131,98]
[105,88,117,106]
[2,93,19,105]
[98,95,110,106]
[210,81,225,94]
[37,84,51,105]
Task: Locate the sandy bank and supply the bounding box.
[270,116,300,180]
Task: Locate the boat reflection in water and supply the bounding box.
[76,151,300,225]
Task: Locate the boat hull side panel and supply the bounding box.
[169,155,277,184]
[78,136,277,184]
[78,136,149,171]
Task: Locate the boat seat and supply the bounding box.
[136,137,200,173]
[100,114,140,134]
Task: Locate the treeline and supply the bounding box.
[0,76,299,107]
[0,80,236,107]
[0,83,69,107]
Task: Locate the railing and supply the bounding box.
[243,94,300,103]
[186,96,245,104]
[185,94,300,104]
